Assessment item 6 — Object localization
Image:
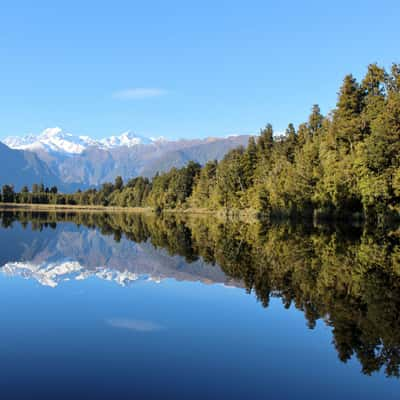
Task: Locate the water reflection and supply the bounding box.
[106,318,166,332]
[0,211,234,288]
[1,210,400,379]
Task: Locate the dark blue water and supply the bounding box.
[0,214,398,399]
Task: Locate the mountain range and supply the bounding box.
[3,127,156,154]
[1,127,250,190]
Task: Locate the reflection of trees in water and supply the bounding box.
[1,210,400,378]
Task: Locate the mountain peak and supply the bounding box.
[39,127,63,139]
[2,128,156,155]
[99,130,153,149]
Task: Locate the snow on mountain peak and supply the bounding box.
[99,130,153,149]
[2,127,156,155]
[39,127,63,139]
[2,127,94,155]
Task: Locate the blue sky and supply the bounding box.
[0,0,399,140]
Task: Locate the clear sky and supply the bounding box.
[0,0,399,140]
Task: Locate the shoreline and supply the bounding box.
[0,203,218,215]
[0,203,257,220]
[0,203,398,227]
[0,203,154,213]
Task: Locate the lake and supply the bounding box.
[0,210,398,399]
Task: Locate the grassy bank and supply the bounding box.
[0,203,261,222]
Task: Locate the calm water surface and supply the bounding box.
[0,211,398,399]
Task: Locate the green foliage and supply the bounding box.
[2,63,399,226]
[189,160,218,208]
[114,176,124,191]
[1,185,15,203]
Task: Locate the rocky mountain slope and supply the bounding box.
[2,128,250,188]
[0,142,67,191]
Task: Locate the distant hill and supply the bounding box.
[0,142,67,191]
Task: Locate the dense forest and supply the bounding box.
[1,209,400,377]
[1,63,400,224]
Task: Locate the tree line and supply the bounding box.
[2,63,400,224]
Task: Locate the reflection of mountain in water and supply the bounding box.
[1,210,400,379]
[0,223,236,288]
[2,260,145,288]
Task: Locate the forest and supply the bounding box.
[1,63,400,225]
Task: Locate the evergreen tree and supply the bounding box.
[330,74,364,152]
[242,136,257,186]
[284,123,297,162]
[2,185,15,203]
[114,176,124,191]
[308,104,324,137]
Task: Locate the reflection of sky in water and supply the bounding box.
[106,318,165,332]
[0,222,398,399]
[0,273,398,399]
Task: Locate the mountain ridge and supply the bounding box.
[1,128,250,189]
[2,127,244,155]
[3,127,157,155]
[0,142,70,191]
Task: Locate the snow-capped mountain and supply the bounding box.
[99,131,153,149]
[2,127,156,155]
[1,127,250,189]
[3,127,98,155]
